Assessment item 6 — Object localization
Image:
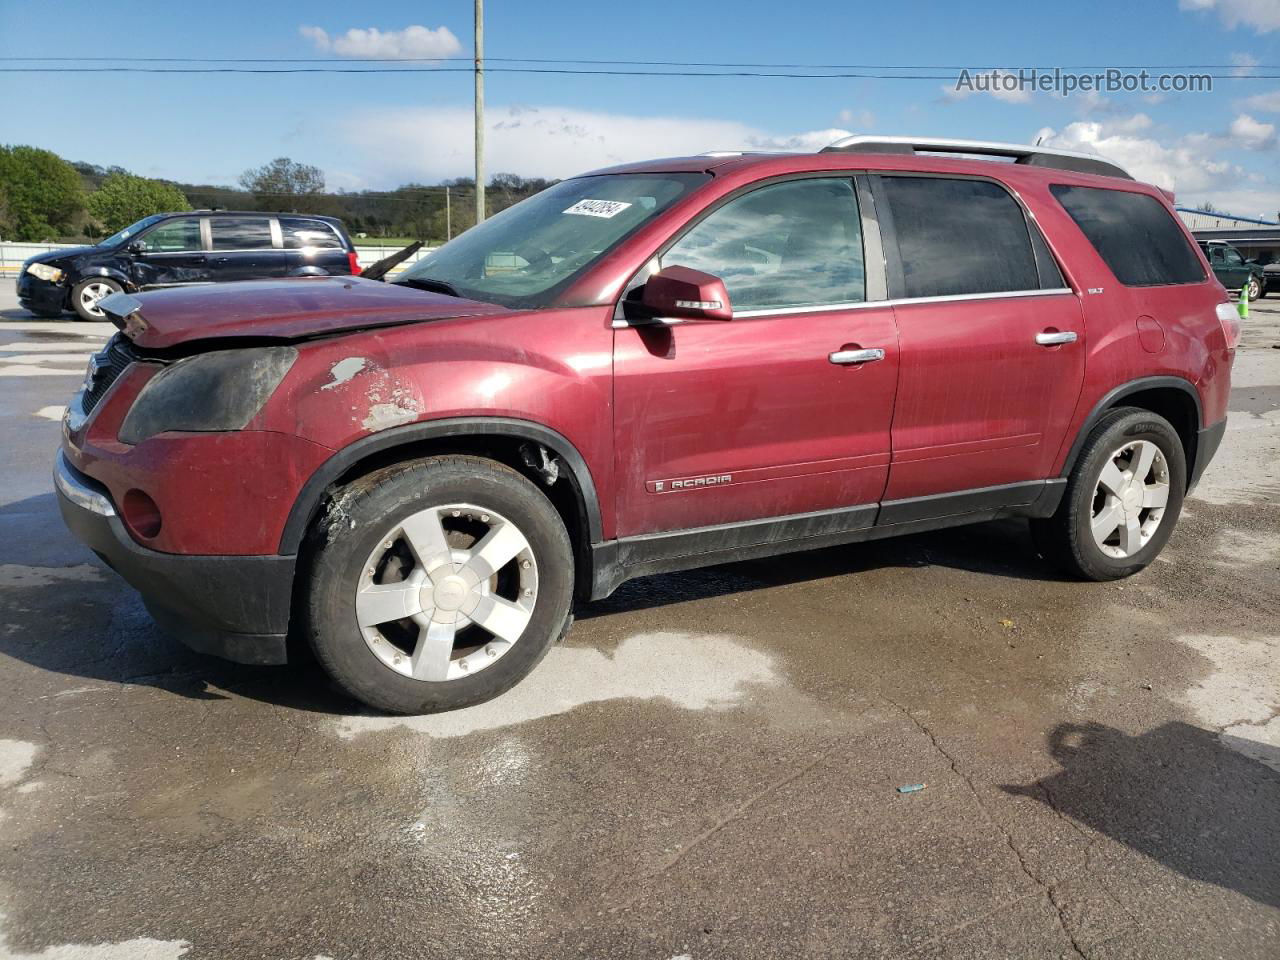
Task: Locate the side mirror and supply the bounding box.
[127,241,145,255]
[640,265,732,322]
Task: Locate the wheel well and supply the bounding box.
[1107,387,1199,483]
[318,434,596,601]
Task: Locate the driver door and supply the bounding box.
[612,177,899,537]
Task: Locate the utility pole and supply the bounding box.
[474,0,485,224]
[445,185,452,240]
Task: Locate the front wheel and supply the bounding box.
[1031,408,1186,581]
[305,455,574,714]
[1246,276,1262,302]
[71,277,123,321]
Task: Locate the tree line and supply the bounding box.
[0,146,554,244]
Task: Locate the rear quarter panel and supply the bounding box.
[1015,175,1231,468]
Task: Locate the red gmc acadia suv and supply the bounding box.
[55,136,1238,714]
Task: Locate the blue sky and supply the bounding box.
[3,0,1279,216]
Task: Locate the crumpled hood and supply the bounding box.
[107,276,509,349]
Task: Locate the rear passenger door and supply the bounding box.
[873,175,1085,507]
[280,216,353,275]
[208,216,285,281]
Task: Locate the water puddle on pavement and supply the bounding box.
[334,631,779,739]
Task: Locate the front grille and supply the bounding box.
[82,334,142,417]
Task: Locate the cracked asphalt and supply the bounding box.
[0,287,1277,959]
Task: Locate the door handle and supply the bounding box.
[829,347,886,365]
[1035,331,1078,346]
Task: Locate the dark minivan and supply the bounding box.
[18,210,360,320]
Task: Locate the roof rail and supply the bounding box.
[821,135,1133,180]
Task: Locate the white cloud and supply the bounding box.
[299,24,461,59]
[339,104,851,185]
[1035,117,1280,215]
[1242,89,1280,112]
[1034,120,1237,192]
[838,108,876,129]
[941,69,1032,104]
[1229,112,1278,149]
[1230,52,1260,75]
[1179,0,1280,33]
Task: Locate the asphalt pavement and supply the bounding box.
[0,287,1277,960]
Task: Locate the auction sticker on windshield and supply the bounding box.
[563,199,632,218]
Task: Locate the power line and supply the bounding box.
[3,65,1277,79]
[1,55,1277,70]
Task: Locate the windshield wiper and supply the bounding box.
[395,276,463,298]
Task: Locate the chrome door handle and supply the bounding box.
[829,347,886,365]
[1035,331,1078,346]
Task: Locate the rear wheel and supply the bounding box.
[305,456,574,714]
[1031,408,1186,581]
[1246,276,1261,302]
[71,278,123,321]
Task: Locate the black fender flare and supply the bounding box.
[277,417,604,555]
[1058,375,1203,479]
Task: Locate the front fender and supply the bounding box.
[256,306,616,549]
[74,263,135,290]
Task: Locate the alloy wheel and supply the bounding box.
[1089,439,1170,559]
[355,503,538,682]
[78,281,117,317]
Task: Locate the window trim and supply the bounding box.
[614,172,887,324]
[871,171,1069,302]
[733,286,1074,319]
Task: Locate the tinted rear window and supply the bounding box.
[879,176,1041,298]
[280,217,343,249]
[211,217,274,251]
[1050,185,1204,286]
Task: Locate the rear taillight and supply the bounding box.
[1216,301,1242,350]
[347,251,361,276]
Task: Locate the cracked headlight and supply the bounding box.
[26,262,64,282]
[119,346,297,445]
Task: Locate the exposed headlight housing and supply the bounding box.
[118,346,297,445]
[26,262,64,283]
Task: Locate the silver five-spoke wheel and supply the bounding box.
[355,503,537,682]
[77,281,117,318]
[1090,439,1170,559]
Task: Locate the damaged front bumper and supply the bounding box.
[54,452,295,665]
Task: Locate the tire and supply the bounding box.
[1031,407,1186,581]
[304,455,574,714]
[1245,276,1261,302]
[71,277,123,321]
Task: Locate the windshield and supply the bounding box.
[102,214,167,248]
[394,173,708,308]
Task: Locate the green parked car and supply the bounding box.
[1198,241,1265,301]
